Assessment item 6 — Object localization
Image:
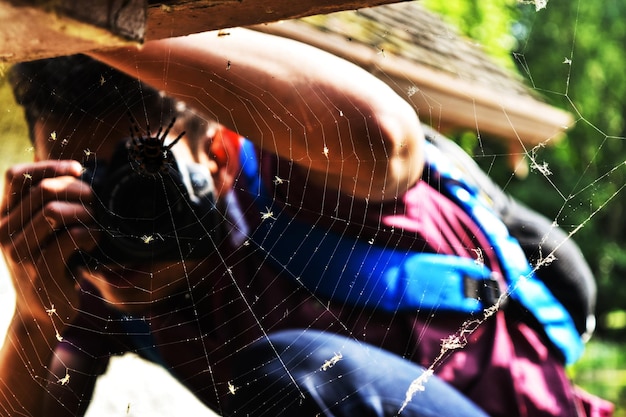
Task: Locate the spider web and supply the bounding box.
[0,1,621,416]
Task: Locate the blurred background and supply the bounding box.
[2,0,626,414]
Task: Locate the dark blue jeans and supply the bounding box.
[226,329,488,417]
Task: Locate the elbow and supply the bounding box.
[368,107,424,200]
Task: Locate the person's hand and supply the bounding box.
[0,160,98,333]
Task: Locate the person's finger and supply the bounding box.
[0,175,93,247]
[8,201,96,263]
[2,160,84,212]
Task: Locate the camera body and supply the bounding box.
[77,139,221,265]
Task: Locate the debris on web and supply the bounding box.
[519,0,548,11]
[530,160,552,176]
[273,175,286,185]
[440,334,467,351]
[472,248,485,267]
[398,369,433,414]
[57,370,70,386]
[534,0,548,11]
[260,207,276,221]
[320,352,343,371]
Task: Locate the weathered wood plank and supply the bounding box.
[145,0,408,40]
[0,0,406,63]
[0,0,145,63]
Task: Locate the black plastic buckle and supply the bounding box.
[464,273,502,308]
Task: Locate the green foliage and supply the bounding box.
[506,0,626,337]
[569,339,626,415]
[0,72,32,175]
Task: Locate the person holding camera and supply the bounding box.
[0,52,488,417]
[0,28,610,416]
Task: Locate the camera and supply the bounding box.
[75,138,221,265]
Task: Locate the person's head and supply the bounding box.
[9,54,179,161]
[8,55,234,311]
[9,54,239,190]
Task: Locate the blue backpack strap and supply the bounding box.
[240,140,498,313]
[425,143,583,364]
[240,139,583,364]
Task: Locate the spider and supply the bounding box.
[128,114,185,175]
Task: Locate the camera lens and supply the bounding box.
[96,163,194,260]
[74,138,219,266]
[107,172,184,235]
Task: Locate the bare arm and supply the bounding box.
[0,318,63,416]
[90,28,424,201]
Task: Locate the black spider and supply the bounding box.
[128,114,185,175]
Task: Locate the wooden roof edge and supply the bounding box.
[390,60,575,145]
[252,20,574,145]
[399,78,574,145]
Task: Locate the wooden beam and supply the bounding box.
[0,0,406,63]
[145,0,408,40]
[0,0,142,63]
